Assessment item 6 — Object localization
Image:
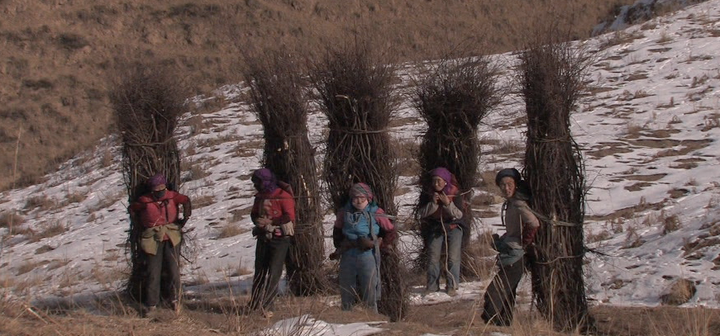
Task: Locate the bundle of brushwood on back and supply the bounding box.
[413,54,501,278]
[243,48,327,295]
[518,27,591,331]
[109,62,186,302]
[310,41,408,321]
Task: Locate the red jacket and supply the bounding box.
[129,190,190,228]
[251,187,296,225]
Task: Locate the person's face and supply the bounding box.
[252,177,263,191]
[432,176,447,192]
[152,184,167,199]
[352,196,369,210]
[498,177,516,199]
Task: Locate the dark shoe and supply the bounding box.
[446,288,458,297]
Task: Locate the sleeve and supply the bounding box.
[272,191,296,225]
[333,210,345,248]
[128,201,145,214]
[250,196,261,224]
[417,201,440,219]
[175,193,192,218]
[517,200,540,246]
[442,200,463,220]
[375,208,397,246]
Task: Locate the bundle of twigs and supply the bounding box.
[413,55,501,278]
[518,32,591,331]
[243,49,327,295]
[110,62,186,302]
[310,42,408,321]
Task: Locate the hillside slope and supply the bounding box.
[1,0,720,312]
[0,0,634,190]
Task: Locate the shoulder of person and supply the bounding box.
[510,198,530,208]
[447,184,460,196]
[373,206,386,215]
[279,189,294,199]
[137,194,153,203]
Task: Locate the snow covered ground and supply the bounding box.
[2,0,720,334]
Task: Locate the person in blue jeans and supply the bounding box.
[332,183,396,312]
[417,167,466,296]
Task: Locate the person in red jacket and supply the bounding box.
[128,173,191,314]
[248,168,295,317]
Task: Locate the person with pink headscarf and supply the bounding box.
[417,167,466,296]
[332,183,396,313]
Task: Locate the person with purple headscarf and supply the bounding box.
[417,167,465,296]
[248,168,296,317]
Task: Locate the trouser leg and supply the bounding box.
[446,228,463,290]
[339,251,359,311]
[426,233,443,291]
[250,238,270,310]
[356,251,379,313]
[482,259,524,326]
[145,243,164,307]
[162,242,181,303]
[260,238,290,310]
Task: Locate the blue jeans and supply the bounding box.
[339,248,379,312]
[426,227,462,291]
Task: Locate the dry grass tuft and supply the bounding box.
[29,220,68,242]
[660,278,696,306]
[587,229,612,243]
[661,211,682,234]
[0,212,24,229]
[24,194,57,211]
[216,223,248,239]
[192,194,215,209]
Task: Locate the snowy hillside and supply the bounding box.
[1,0,720,319]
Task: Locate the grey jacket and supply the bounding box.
[500,198,540,250]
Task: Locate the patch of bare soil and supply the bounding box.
[586,198,668,222]
[586,142,633,159]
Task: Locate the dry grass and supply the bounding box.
[661,211,682,234]
[587,229,612,243]
[1,293,717,336]
[64,190,87,204]
[23,194,57,211]
[192,194,215,209]
[0,0,636,192]
[215,223,248,239]
[28,220,68,243]
[0,212,24,229]
[15,260,50,276]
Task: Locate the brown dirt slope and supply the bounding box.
[0,0,632,190]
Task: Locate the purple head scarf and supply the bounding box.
[147,174,167,189]
[430,167,453,194]
[252,168,279,193]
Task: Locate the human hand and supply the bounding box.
[437,192,450,206]
[256,217,272,227]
